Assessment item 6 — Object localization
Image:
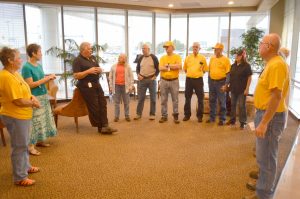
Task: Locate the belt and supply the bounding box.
[161,77,178,81]
[187,76,203,79]
[142,75,155,79]
[211,78,226,82]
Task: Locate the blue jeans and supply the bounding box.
[160,79,179,118]
[113,85,130,118]
[0,115,31,182]
[230,93,247,124]
[208,77,226,121]
[255,110,285,199]
[136,79,157,116]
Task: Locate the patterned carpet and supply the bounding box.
[0,94,298,199]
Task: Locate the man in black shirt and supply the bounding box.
[72,42,117,134]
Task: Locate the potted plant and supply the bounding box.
[46,39,106,85]
[230,27,265,71]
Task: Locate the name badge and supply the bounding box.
[88,82,92,88]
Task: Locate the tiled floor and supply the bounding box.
[274,126,300,199]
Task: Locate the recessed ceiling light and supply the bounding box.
[168,3,174,8]
[228,1,234,5]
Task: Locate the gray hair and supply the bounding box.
[79,42,91,52]
[142,43,150,49]
[192,42,200,48]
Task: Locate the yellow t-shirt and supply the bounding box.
[0,70,33,119]
[254,56,289,112]
[159,54,182,79]
[184,53,208,78]
[208,55,231,80]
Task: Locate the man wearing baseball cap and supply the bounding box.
[158,41,182,124]
[207,42,231,125]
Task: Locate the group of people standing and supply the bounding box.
[0,44,57,186]
[0,32,290,199]
[100,40,252,128]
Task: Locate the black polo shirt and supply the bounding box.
[72,54,100,86]
[229,62,252,94]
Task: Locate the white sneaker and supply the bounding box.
[149,115,155,120]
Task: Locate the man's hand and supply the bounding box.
[220,85,227,92]
[88,67,101,74]
[255,122,268,138]
[244,89,249,96]
[138,74,144,80]
[151,75,156,80]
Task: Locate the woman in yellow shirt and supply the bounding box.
[0,47,40,186]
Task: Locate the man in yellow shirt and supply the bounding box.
[207,43,231,125]
[159,41,182,124]
[243,34,290,199]
[183,42,208,122]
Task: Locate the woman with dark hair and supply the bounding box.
[22,44,57,155]
[226,48,252,129]
[0,47,40,186]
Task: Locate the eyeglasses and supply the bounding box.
[259,41,273,48]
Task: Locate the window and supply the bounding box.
[289,33,300,116]
[25,4,63,74]
[128,11,153,70]
[171,14,187,61]
[230,12,269,50]
[0,3,26,68]
[155,13,170,60]
[189,13,229,92]
[98,8,125,72]
[63,6,96,45]
[230,12,269,95]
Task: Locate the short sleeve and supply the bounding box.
[202,57,208,72]
[268,63,287,91]
[176,55,182,69]
[159,56,165,67]
[3,76,24,101]
[72,58,81,73]
[246,64,253,76]
[208,57,214,71]
[22,65,32,79]
[183,57,188,71]
[225,58,231,73]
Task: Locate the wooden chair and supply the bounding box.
[45,79,58,109]
[53,88,88,131]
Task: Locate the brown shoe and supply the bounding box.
[249,170,259,180]
[182,116,190,121]
[125,117,131,122]
[246,179,257,191]
[159,117,168,123]
[101,126,118,134]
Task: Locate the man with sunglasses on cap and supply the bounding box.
[207,43,231,126]
[158,41,182,124]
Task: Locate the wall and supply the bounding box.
[270,0,285,36]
